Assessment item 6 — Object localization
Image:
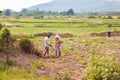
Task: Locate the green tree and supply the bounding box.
[0,11,2,13]
[4,9,12,16]
[67,9,74,15]
[0,28,12,63]
[0,11,3,16]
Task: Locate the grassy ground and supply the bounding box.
[0,17,120,80]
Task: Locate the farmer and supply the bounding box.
[108,24,112,38]
[54,34,62,58]
[44,34,52,56]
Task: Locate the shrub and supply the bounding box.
[84,53,120,80]
[19,38,33,53]
[19,38,41,56]
[0,28,11,45]
[107,16,113,19]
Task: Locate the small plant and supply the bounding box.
[68,47,74,51]
[84,40,92,46]
[31,61,45,69]
[63,72,70,80]
[7,60,18,66]
[0,63,9,71]
[81,62,87,65]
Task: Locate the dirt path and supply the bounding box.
[37,50,89,80]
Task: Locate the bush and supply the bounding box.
[19,38,33,53]
[107,16,113,19]
[84,53,120,80]
[0,28,11,44]
[19,38,41,56]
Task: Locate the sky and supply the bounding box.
[0,0,52,11]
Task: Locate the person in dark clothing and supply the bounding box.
[108,24,112,38]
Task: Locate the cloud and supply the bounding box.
[0,0,52,11]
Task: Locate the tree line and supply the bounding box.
[1,8,120,17]
[0,8,74,16]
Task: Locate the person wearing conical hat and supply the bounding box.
[54,34,62,58]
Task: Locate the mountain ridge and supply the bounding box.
[29,0,120,12]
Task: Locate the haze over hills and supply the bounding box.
[29,0,120,12]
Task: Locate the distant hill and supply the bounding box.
[29,0,120,12]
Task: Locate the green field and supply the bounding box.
[0,18,120,36]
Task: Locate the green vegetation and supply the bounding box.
[19,38,41,56]
[85,53,120,80]
[0,17,120,80]
[31,61,45,69]
[0,28,13,63]
[19,38,33,53]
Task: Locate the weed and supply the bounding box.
[7,60,18,66]
[84,41,92,46]
[81,62,87,65]
[63,72,70,80]
[31,61,45,69]
[0,63,9,71]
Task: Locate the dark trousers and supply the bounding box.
[108,31,111,37]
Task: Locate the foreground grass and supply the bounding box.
[0,61,51,80]
[0,65,51,80]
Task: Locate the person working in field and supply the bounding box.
[108,24,112,38]
[44,34,52,56]
[54,34,63,58]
